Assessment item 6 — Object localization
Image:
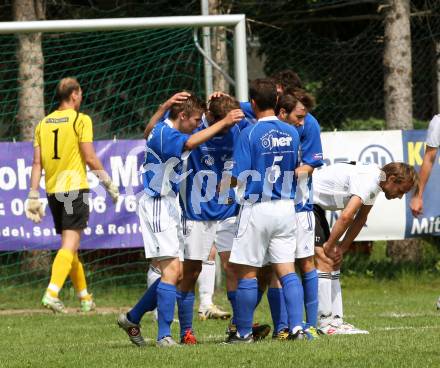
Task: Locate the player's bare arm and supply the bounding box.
[339,204,372,254]
[79,142,119,203]
[183,109,243,151]
[25,146,45,223]
[410,146,438,217]
[323,196,363,261]
[143,91,190,139]
[29,146,42,192]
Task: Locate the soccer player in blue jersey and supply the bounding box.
[140,92,249,342]
[266,91,323,340]
[225,78,305,343]
[239,81,324,338]
[176,95,246,344]
[117,94,240,347]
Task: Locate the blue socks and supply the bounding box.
[236,278,258,337]
[127,278,160,324]
[267,287,288,333]
[280,273,304,331]
[303,269,319,328]
[156,281,177,340]
[177,291,195,338]
[227,290,237,325]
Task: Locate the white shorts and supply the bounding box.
[295,211,315,259]
[229,200,297,268]
[182,219,218,261]
[138,193,184,261]
[215,216,237,253]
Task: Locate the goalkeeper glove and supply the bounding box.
[25,189,45,223]
[102,178,119,204]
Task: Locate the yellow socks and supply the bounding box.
[70,252,92,301]
[46,248,74,298]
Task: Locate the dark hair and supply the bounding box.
[275,94,299,115]
[168,92,206,120]
[382,162,419,191]
[292,89,315,111]
[249,78,278,111]
[208,95,240,121]
[55,77,81,103]
[272,69,303,91]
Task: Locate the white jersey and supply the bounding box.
[312,162,383,211]
[426,115,440,148]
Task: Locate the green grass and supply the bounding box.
[1,277,440,368]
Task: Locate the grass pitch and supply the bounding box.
[1,276,440,368]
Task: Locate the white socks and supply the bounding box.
[147,265,161,288]
[317,270,332,319]
[331,270,343,318]
[147,265,161,320]
[197,260,216,310]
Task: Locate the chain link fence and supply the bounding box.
[1,0,439,295]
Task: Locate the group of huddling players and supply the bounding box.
[116,71,418,346]
[25,71,421,348]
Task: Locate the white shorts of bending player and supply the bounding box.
[229,199,297,268]
[182,219,218,261]
[295,211,315,259]
[138,192,184,261]
[215,216,237,253]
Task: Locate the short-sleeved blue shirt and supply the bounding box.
[142,119,190,197]
[232,116,300,203]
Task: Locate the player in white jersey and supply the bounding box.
[410,114,440,309]
[313,162,418,334]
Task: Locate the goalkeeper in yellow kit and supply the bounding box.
[26,77,119,313]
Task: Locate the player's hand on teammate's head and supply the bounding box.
[163,91,191,110]
[25,189,45,223]
[102,178,120,204]
[224,109,245,126]
[410,196,423,217]
[208,91,229,100]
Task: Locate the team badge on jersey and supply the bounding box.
[201,154,215,166]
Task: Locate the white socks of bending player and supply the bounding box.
[331,270,343,318]
[317,270,332,320]
[197,260,216,310]
[318,269,343,322]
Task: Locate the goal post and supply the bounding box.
[0,14,249,101]
[0,15,248,301]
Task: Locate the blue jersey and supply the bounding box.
[295,114,324,212]
[233,116,300,203]
[142,119,190,197]
[239,102,258,124]
[180,117,252,220]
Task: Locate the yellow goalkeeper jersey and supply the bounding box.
[33,108,93,194]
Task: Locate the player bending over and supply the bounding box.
[314,162,418,334]
[26,77,119,313]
